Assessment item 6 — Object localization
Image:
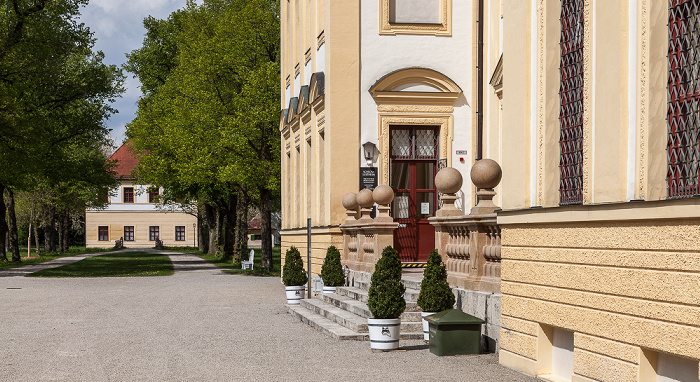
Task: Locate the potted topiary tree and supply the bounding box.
[367,246,406,351]
[417,249,455,341]
[282,246,308,305]
[321,246,344,293]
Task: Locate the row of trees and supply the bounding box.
[0,0,124,261]
[125,0,281,271]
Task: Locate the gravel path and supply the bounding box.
[0,250,536,381]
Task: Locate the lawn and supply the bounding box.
[26,251,174,278]
[164,246,281,277]
[0,247,113,271]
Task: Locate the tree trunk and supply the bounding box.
[197,207,206,253]
[0,184,7,261]
[259,187,273,273]
[34,224,41,256]
[57,212,63,254]
[234,185,248,263]
[220,195,236,262]
[6,188,20,262]
[205,203,218,255]
[60,212,69,253]
[44,205,56,253]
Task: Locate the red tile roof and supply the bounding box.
[248,216,262,230]
[108,140,139,180]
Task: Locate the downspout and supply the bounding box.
[477,0,484,161]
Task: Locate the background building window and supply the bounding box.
[98,226,109,241]
[148,187,159,203]
[123,187,134,203]
[668,0,700,198]
[175,226,185,241]
[559,0,585,205]
[149,226,159,241]
[124,226,134,241]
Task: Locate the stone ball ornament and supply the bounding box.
[342,192,358,210]
[356,188,375,208]
[372,185,394,205]
[434,167,463,194]
[470,159,502,189]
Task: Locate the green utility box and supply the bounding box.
[426,309,485,356]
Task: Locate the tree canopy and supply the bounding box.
[126,0,280,269]
[0,0,124,261]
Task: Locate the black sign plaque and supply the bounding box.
[359,167,378,191]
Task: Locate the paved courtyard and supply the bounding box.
[0,250,536,381]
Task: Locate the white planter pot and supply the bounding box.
[322,286,337,293]
[367,318,401,351]
[285,285,305,305]
[421,312,436,342]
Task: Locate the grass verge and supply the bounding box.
[0,247,113,271]
[163,246,281,277]
[26,251,174,277]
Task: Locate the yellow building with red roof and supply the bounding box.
[85,141,197,248]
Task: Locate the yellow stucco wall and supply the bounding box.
[500,0,700,380]
[85,211,197,248]
[280,0,359,263]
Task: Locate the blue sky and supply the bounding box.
[78,0,189,149]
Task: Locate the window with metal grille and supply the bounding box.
[559,0,584,205]
[390,126,439,161]
[175,226,185,241]
[124,226,134,241]
[668,0,700,198]
[98,226,109,241]
[149,226,159,241]
[123,187,134,203]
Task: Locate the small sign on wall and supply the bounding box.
[455,150,468,155]
[360,167,378,191]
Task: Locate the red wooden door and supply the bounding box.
[389,126,438,263]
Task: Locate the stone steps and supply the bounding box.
[336,286,420,309]
[287,305,368,340]
[322,291,422,321]
[286,274,426,341]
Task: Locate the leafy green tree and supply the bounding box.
[0,0,123,261]
[126,0,280,267]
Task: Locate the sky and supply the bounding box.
[78,0,189,150]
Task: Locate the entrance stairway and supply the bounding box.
[287,276,424,340]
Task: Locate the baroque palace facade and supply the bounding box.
[280,0,699,381]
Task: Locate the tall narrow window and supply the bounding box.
[123,187,134,203]
[148,187,159,203]
[175,226,185,241]
[98,226,109,241]
[668,0,700,198]
[124,226,134,241]
[149,226,159,241]
[559,0,585,205]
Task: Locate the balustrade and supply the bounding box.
[340,185,398,273]
[429,159,503,294]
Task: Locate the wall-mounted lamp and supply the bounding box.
[362,141,377,167]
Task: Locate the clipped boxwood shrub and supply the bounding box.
[417,249,455,312]
[282,246,308,286]
[368,246,406,319]
[321,246,345,287]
